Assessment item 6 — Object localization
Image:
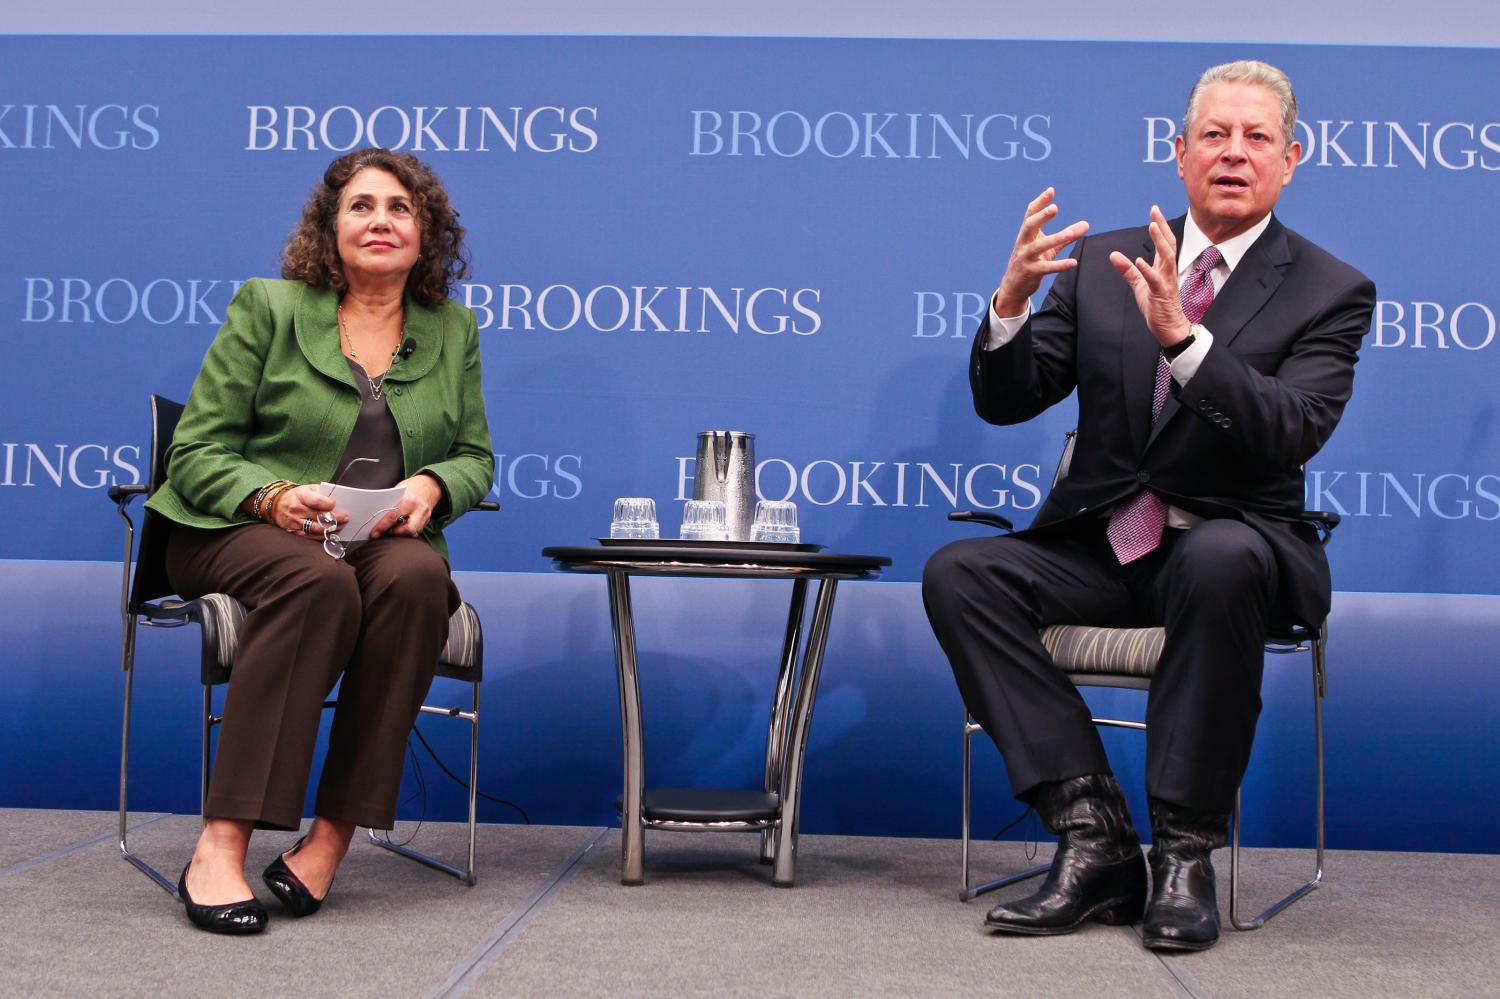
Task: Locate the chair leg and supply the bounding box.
[200,685,213,823]
[117,616,177,897]
[465,679,479,886]
[368,682,480,885]
[1229,633,1328,929]
[961,709,972,898]
[960,711,1048,902]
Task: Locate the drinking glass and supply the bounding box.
[679,499,728,541]
[610,497,660,539]
[750,500,800,543]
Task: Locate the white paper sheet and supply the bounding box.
[317,483,407,541]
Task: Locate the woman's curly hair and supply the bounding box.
[281,148,469,307]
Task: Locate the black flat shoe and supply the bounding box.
[262,837,332,917]
[177,863,267,935]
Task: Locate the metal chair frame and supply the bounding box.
[955,430,1331,930]
[961,630,1327,930]
[111,395,487,896]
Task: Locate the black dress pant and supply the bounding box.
[166,523,460,831]
[922,517,1277,814]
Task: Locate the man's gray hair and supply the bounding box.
[1183,60,1298,149]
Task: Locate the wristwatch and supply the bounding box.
[1163,326,1200,360]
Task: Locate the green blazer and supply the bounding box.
[146,278,495,559]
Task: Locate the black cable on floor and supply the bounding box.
[992,805,1040,861]
[409,724,531,825]
[378,741,429,847]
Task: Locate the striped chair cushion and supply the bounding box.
[194,593,248,672]
[190,593,481,675]
[1039,624,1165,678]
[438,601,482,672]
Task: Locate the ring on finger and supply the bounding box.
[395,513,410,526]
[301,518,315,534]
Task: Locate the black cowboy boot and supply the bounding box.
[1142,798,1228,951]
[984,774,1147,935]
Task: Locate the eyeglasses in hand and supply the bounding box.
[319,456,382,561]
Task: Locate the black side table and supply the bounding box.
[542,543,891,886]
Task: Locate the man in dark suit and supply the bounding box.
[923,60,1375,951]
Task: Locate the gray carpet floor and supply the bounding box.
[1,809,1494,998]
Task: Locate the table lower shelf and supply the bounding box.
[615,787,781,825]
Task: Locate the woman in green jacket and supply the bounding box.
[146,148,494,934]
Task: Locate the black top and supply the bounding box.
[333,357,404,490]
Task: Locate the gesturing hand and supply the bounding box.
[1108,205,1193,348]
[994,187,1090,318]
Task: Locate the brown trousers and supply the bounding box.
[165,523,459,830]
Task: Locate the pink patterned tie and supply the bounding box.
[1106,245,1223,564]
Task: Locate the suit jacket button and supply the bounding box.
[406,429,415,438]
[393,386,403,396]
[1220,417,1232,427]
[1198,400,1210,411]
[1136,471,1150,484]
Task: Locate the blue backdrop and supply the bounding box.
[3,34,1498,853]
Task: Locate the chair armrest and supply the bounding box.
[948,510,1015,533]
[108,483,148,505]
[1298,510,1340,546]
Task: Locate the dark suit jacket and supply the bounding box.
[971,213,1376,628]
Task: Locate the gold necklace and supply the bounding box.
[337,304,402,402]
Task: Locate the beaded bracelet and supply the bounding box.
[261,481,297,525]
[251,480,280,520]
[251,482,272,519]
[252,479,292,520]
[270,482,298,523]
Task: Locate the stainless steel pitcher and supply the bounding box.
[693,431,756,541]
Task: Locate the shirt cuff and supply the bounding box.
[1169,326,1213,384]
[984,293,1030,351]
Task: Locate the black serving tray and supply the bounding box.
[596,537,824,553]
